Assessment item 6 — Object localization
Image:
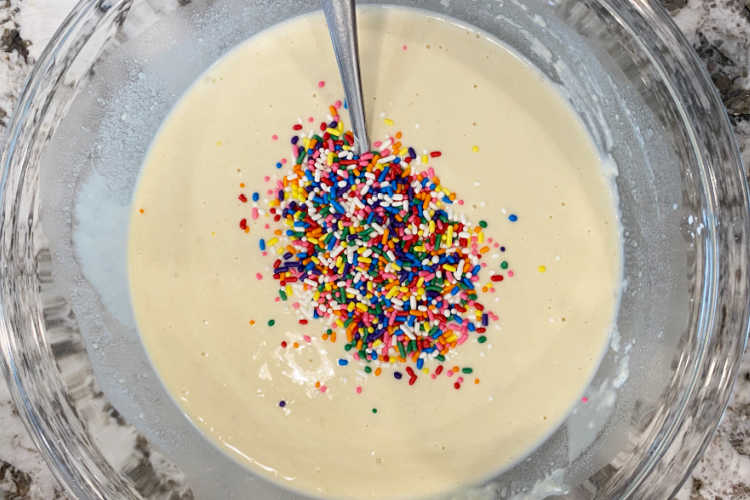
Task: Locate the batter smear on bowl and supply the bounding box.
[128,7,622,499]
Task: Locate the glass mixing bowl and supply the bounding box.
[1,0,749,498]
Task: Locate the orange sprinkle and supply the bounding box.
[395,131,402,139]
[274,229,283,236]
[315,381,321,388]
[322,333,329,340]
[249,320,255,325]
[244,227,250,233]
[239,182,245,188]
[138,208,144,214]
[374,367,382,376]
[480,246,490,254]
[293,342,300,348]
[474,378,480,384]
[330,332,337,343]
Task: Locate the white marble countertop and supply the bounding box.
[0,0,748,498]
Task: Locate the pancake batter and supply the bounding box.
[128,7,621,499]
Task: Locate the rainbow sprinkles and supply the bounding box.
[239,100,515,388]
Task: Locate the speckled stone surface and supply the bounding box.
[0,0,748,498]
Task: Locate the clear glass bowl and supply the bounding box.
[1,0,748,498]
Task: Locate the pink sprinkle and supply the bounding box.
[255,273,263,280]
[581,397,589,403]
[481,262,487,268]
[457,377,464,383]
[292,302,301,309]
[264,223,270,229]
[261,251,268,257]
[318,80,326,88]
[251,207,259,220]
[446,370,454,377]
[303,335,312,343]
[320,385,327,393]
[281,158,287,164]
[373,140,383,148]
[334,100,342,108]
[402,44,408,50]
[267,189,274,195]
[271,134,278,141]
[356,386,362,394]
[493,242,500,248]
[508,270,515,277]
[274,297,280,302]
[264,175,271,182]
[487,237,494,243]
[457,199,464,205]
[431,374,437,379]
[308,116,315,123]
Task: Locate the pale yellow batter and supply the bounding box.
[128,8,621,499]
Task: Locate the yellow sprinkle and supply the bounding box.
[472,145,479,152]
[421,155,429,164]
[325,128,339,135]
[538,265,547,273]
[285,285,292,297]
[356,303,368,312]
[268,237,279,246]
[216,140,223,146]
[443,264,457,272]
[422,367,429,374]
[348,302,355,312]
[211,232,216,237]
[384,118,394,126]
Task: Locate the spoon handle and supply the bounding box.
[321,0,370,154]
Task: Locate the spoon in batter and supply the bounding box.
[321,0,370,153]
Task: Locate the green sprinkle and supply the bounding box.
[364,366,372,374]
[268,319,275,327]
[477,335,487,343]
[372,408,378,414]
[436,354,446,362]
[462,367,473,374]
[478,220,488,228]
[501,260,509,270]
[344,343,353,351]
[279,289,287,301]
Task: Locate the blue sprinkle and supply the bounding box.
[276,162,283,169]
[508,213,518,222]
[394,371,403,380]
[416,358,424,370]
[278,400,286,407]
[482,313,489,327]
[338,359,349,366]
[259,238,266,251]
[252,192,260,202]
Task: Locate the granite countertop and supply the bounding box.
[0,0,749,498]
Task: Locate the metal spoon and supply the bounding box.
[321,0,370,154]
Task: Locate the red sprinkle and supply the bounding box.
[454,382,461,390]
[238,193,247,203]
[239,218,247,230]
[292,124,303,130]
[491,275,504,282]
[298,319,308,325]
[281,341,287,348]
[430,151,442,158]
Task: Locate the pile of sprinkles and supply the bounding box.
[239,101,516,390]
